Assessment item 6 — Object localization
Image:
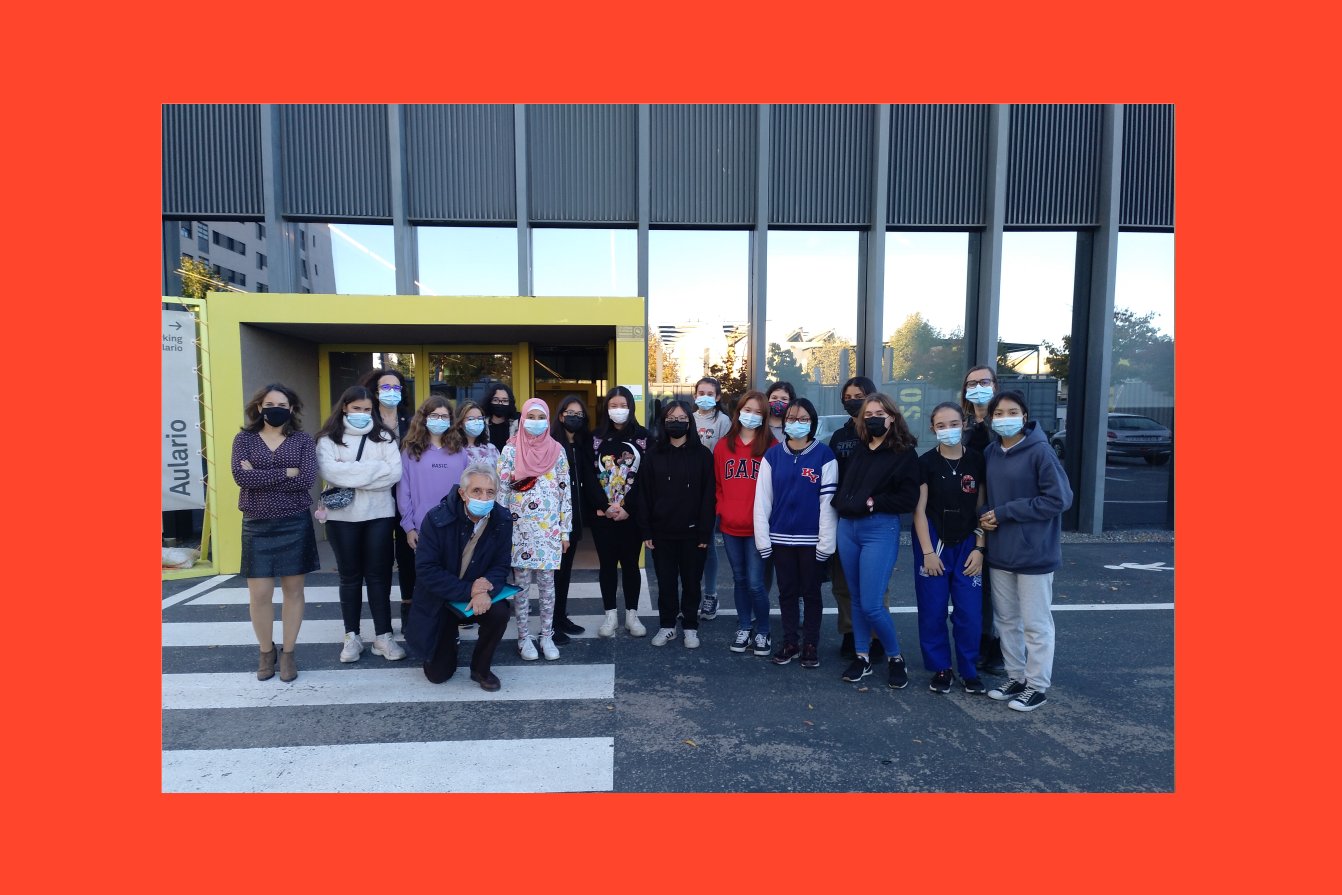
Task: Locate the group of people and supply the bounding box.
[231,363,1071,712]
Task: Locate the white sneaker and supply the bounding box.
[339,632,363,663]
[651,627,678,646]
[598,609,619,638]
[518,638,539,661]
[625,612,646,637]
[539,635,560,660]
[372,632,406,661]
[684,630,700,649]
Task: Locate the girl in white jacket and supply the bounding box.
[316,386,405,664]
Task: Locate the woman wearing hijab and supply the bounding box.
[497,398,573,661]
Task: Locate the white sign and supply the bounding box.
[620,384,644,400]
[162,310,205,510]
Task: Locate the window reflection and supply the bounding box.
[648,230,749,403]
[416,226,517,296]
[328,223,395,294]
[997,231,1076,441]
[533,228,636,297]
[764,231,859,420]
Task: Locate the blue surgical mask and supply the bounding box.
[935,427,963,446]
[346,413,372,429]
[466,497,494,517]
[378,391,401,407]
[464,419,485,438]
[966,385,994,406]
[523,419,549,437]
[695,395,717,411]
[738,411,763,430]
[426,418,451,435]
[992,417,1024,438]
[784,421,811,440]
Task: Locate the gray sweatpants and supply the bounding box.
[989,568,1055,690]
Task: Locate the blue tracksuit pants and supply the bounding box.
[913,524,982,675]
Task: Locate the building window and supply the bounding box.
[327,223,395,294]
[257,252,267,270]
[256,283,268,293]
[311,233,317,247]
[298,228,306,250]
[256,222,266,239]
[301,259,309,279]
[180,221,191,238]
[533,228,636,297]
[197,223,209,239]
[211,232,246,255]
[198,236,209,254]
[415,226,517,295]
[313,263,319,277]
[302,286,311,293]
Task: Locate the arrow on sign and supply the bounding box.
[1103,562,1173,572]
[171,321,182,330]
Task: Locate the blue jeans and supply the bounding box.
[701,517,721,598]
[721,532,770,635]
[837,513,902,656]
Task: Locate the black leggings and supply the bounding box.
[591,518,642,612]
[555,533,579,622]
[326,517,395,636]
[651,537,706,630]
[423,600,511,683]
[393,522,416,604]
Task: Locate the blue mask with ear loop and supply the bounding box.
[695,396,717,411]
[466,497,494,517]
[935,427,963,446]
[992,417,1024,438]
[784,421,811,440]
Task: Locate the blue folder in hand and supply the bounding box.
[449,584,521,618]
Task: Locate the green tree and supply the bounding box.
[648,333,679,386]
[884,313,966,390]
[178,256,223,300]
[707,344,749,397]
[806,333,857,385]
[1041,334,1071,383]
[765,342,804,385]
[1112,308,1173,389]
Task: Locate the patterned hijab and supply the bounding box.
[508,398,562,478]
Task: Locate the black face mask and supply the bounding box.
[663,420,690,438]
[261,407,291,427]
[865,417,888,438]
[842,398,865,418]
[562,416,585,432]
[490,402,513,417]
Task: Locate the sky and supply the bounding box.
[327,224,1175,346]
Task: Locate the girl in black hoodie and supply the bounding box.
[550,395,596,644]
[637,400,716,649]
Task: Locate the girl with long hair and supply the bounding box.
[550,395,597,642]
[715,390,775,656]
[691,376,732,622]
[589,385,649,638]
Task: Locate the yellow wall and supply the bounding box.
[199,293,646,576]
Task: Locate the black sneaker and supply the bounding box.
[929,670,954,693]
[699,595,719,621]
[988,679,1027,701]
[1008,686,1047,712]
[839,632,855,659]
[752,633,772,657]
[887,656,909,689]
[799,644,820,669]
[869,638,886,661]
[559,617,585,636]
[841,656,872,682]
[730,630,751,653]
[962,677,987,695]
[551,630,572,646]
[771,643,801,665]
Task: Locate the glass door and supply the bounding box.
[424,345,523,409]
[320,345,420,411]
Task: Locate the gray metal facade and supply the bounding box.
[161,103,1174,532]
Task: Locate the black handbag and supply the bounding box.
[319,435,368,509]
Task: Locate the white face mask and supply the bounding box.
[608,408,630,424]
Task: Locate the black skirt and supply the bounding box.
[241,511,320,578]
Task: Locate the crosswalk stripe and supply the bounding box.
[162,737,615,793]
[162,615,636,647]
[164,664,615,709]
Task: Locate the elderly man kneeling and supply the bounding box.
[405,461,513,691]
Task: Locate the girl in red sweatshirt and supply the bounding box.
[714,390,777,656]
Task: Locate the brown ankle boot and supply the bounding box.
[279,647,298,682]
[257,643,277,681]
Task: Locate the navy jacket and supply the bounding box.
[982,421,1073,574]
[405,490,513,659]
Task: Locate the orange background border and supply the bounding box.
[7,0,1330,889]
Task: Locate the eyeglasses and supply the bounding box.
[427,413,451,422]
[378,384,402,392]
[964,378,995,388]
[562,413,584,420]
[665,416,691,423]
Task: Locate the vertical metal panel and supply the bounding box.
[650,104,756,225]
[528,105,637,224]
[280,105,391,219]
[1006,104,1103,226]
[1120,104,1174,229]
[405,105,516,223]
[887,104,989,227]
[770,104,874,226]
[966,105,1010,368]
[163,104,264,217]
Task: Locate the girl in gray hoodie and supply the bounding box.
[978,390,1072,712]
